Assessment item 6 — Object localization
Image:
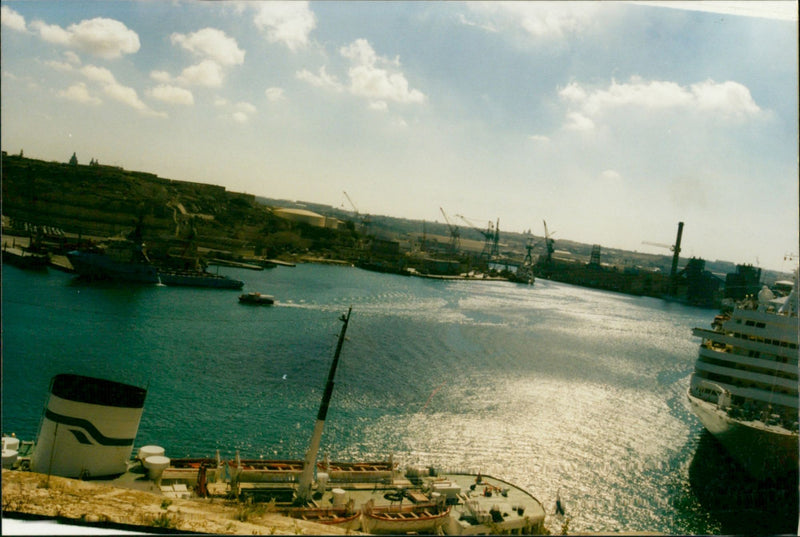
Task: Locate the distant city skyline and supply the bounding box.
[1,1,797,271]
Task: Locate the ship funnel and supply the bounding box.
[30,374,147,479]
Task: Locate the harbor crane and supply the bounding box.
[642,222,684,295]
[543,220,556,264]
[455,215,500,260]
[342,191,371,232]
[439,207,460,256]
[521,230,537,266]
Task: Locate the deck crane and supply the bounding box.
[342,191,371,232]
[439,207,460,256]
[456,215,500,260]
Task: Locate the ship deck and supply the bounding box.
[88,460,547,534]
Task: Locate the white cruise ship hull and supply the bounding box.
[688,389,798,481]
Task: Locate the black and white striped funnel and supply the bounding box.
[31,374,147,479]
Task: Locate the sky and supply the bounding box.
[1,1,798,272]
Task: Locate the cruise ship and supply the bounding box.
[687,279,799,480]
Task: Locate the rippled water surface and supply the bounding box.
[3,263,796,534]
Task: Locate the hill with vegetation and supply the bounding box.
[1,152,358,262]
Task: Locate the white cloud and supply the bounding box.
[148,84,194,106]
[81,65,118,85]
[529,134,550,142]
[79,64,164,116]
[265,87,285,102]
[690,79,762,119]
[559,76,763,130]
[232,111,249,124]
[150,70,172,83]
[295,39,424,109]
[564,111,595,131]
[600,169,622,182]
[253,2,316,51]
[30,20,71,44]
[236,102,257,114]
[1,6,27,32]
[457,13,498,33]
[171,28,245,66]
[45,60,76,73]
[177,60,224,87]
[63,51,81,65]
[340,39,426,105]
[340,39,378,66]
[57,82,101,105]
[102,82,149,112]
[296,66,343,92]
[158,28,243,88]
[216,100,257,124]
[33,17,140,59]
[467,2,600,40]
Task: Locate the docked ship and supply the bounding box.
[67,239,243,289]
[687,278,799,480]
[2,244,49,270]
[67,240,160,284]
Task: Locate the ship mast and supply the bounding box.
[295,307,352,505]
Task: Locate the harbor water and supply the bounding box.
[2,263,796,534]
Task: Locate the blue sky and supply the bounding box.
[2,1,797,271]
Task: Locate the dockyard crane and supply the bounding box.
[543,220,556,264]
[439,207,460,256]
[456,214,499,260]
[522,230,536,266]
[641,241,673,249]
[342,191,371,232]
[642,222,684,295]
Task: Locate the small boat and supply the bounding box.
[158,269,243,289]
[321,459,396,482]
[226,457,393,483]
[228,458,304,483]
[555,490,565,516]
[361,499,451,535]
[238,292,275,305]
[284,504,361,531]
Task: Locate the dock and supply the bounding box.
[208,258,264,270]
